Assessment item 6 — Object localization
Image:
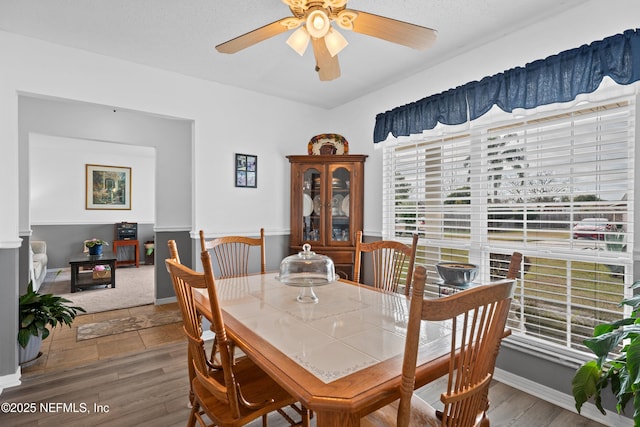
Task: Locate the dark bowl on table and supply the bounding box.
[436,262,478,286]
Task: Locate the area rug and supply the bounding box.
[38,265,155,314]
[76,310,182,340]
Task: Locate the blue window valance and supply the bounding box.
[374,28,640,143]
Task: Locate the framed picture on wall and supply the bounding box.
[86,164,132,210]
[235,153,257,188]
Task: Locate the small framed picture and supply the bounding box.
[235,153,257,188]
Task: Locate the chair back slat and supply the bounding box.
[167,238,181,264]
[354,231,418,295]
[200,229,266,278]
[397,265,514,427]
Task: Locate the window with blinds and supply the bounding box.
[383,95,635,354]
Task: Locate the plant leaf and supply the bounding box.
[627,339,640,387]
[634,393,640,426]
[17,329,32,348]
[622,295,640,309]
[585,330,626,358]
[20,313,35,328]
[595,318,637,336]
[573,360,603,413]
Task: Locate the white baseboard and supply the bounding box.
[494,368,631,426]
[0,367,22,395]
[155,296,177,305]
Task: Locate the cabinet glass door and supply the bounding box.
[303,167,321,243]
[330,167,351,243]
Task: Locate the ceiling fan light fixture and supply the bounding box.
[306,9,330,38]
[217,0,438,81]
[324,27,348,57]
[286,26,310,55]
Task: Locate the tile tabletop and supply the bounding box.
[196,274,453,383]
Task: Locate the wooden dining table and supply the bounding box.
[193,273,456,427]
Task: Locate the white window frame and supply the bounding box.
[382,86,637,359]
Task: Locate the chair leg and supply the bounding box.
[276,404,311,426]
[187,347,196,406]
[301,407,311,427]
[480,411,490,427]
[187,401,199,427]
[262,413,268,426]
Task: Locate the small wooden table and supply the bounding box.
[112,239,139,267]
[68,251,117,293]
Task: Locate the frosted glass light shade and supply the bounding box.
[287,27,310,55]
[324,28,348,57]
[306,10,330,38]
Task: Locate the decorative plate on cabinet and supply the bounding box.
[341,195,350,217]
[308,134,349,155]
[303,193,313,216]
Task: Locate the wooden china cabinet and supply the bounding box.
[287,154,367,280]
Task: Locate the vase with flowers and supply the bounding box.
[85,238,109,256]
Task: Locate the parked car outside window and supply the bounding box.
[573,218,611,240]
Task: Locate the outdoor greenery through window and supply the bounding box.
[383,91,635,355]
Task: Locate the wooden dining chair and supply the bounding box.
[361,266,515,427]
[200,228,266,278]
[165,246,307,427]
[354,231,418,296]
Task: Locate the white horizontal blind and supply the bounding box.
[383,94,635,354]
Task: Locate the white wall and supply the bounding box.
[29,134,155,225]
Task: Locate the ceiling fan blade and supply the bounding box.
[311,37,340,81]
[348,9,437,50]
[216,18,294,54]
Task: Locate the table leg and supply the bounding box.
[110,261,116,288]
[70,264,79,293]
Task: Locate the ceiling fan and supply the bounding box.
[215,0,437,81]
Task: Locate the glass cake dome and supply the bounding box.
[276,244,336,303]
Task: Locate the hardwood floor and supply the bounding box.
[18,302,184,376]
[3,335,606,427]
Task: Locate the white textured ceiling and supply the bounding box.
[0,0,589,109]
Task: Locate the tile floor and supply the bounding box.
[21,302,185,376]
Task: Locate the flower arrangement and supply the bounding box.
[85,238,109,248]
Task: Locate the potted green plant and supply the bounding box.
[572,279,640,426]
[18,281,85,365]
[85,238,109,255]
